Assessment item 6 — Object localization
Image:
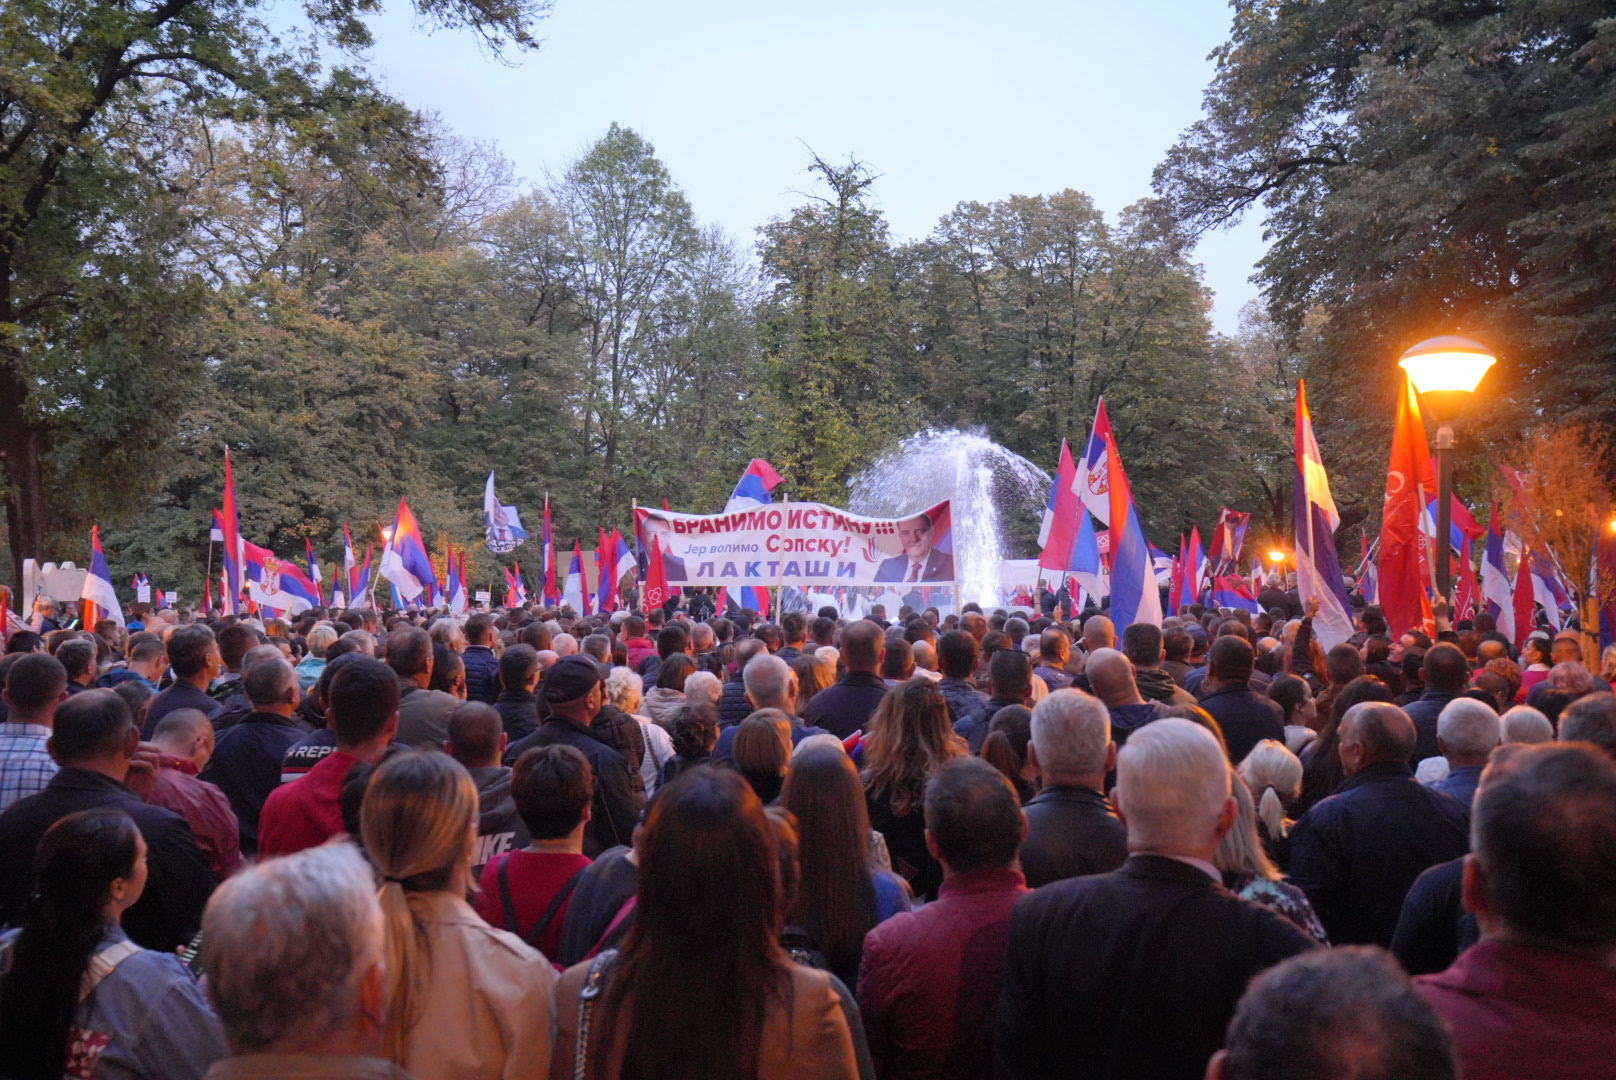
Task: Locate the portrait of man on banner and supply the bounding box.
[874,512,954,584]
[638,512,688,583]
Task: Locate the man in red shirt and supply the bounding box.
[1415,743,1616,1080]
[148,706,241,879]
[858,756,1030,1080]
[258,657,400,857]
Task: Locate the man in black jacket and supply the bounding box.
[1402,643,1470,764]
[0,689,216,950]
[1197,636,1285,763]
[494,643,546,742]
[199,656,310,857]
[503,655,640,856]
[953,647,1031,753]
[1288,702,1470,946]
[997,717,1317,1080]
[1019,689,1127,887]
[460,613,501,705]
[809,620,891,739]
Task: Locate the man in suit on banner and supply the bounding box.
[875,513,954,585]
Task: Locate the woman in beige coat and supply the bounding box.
[552,765,857,1080]
[362,751,556,1080]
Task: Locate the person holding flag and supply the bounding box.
[1379,375,1437,637]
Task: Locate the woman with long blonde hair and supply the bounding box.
[860,678,966,900]
[362,751,555,1079]
[1214,767,1328,944]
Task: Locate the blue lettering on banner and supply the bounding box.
[806,560,830,577]
[720,562,739,578]
[744,561,761,577]
[697,562,715,578]
[783,561,801,578]
[837,562,857,579]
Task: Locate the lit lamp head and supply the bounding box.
[1267,550,1286,565]
[1399,336,1496,424]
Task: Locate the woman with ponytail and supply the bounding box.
[360,751,555,1079]
[1213,767,1329,945]
[0,809,226,1080]
[1238,738,1305,870]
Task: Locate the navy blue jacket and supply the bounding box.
[1197,683,1285,764]
[953,696,1023,754]
[719,678,753,726]
[1288,760,1470,946]
[810,672,890,739]
[1403,690,1462,763]
[0,768,216,951]
[460,645,500,705]
[199,710,311,856]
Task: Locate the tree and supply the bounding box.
[1155,0,1616,499]
[753,155,916,503]
[0,0,547,582]
[553,124,700,517]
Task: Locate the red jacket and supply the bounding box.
[857,867,1030,1080]
[257,749,357,857]
[1417,938,1616,1080]
[624,637,658,672]
[150,756,241,880]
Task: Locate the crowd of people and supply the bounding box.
[0,587,1612,1080]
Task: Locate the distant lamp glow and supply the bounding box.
[1267,550,1286,565]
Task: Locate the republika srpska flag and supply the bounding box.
[1294,381,1355,648]
[82,527,124,629]
[379,498,436,602]
[1103,426,1161,628]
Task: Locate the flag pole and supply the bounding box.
[774,489,789,617]
[204,536,214,615]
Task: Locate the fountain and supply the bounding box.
[847,428,1051,608]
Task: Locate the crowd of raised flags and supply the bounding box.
[62,378,1614,650]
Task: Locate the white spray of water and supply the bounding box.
[846,429,1050,608]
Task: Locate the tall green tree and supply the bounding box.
[753,155,916,502]
[0,0,547,581]
[1154,0,1616,497]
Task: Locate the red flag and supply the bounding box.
[1513,546,1536,652]
[1454,540,1481,623]
[644,536,669,610]
[1378,377,1437,636]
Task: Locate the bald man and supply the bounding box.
[1084,648,1168,746]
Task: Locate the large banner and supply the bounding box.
[635,500,954,590]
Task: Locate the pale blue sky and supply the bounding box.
[321,0,1264,333]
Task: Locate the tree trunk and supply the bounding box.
[0,265,49,588]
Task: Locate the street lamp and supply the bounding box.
[1400,335,1497,602]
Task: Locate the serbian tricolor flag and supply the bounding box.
[1531,553,1567,632]
[82,527,125,628]
[1103,427,1162,628]
[1078,401,1114,527]
[726,459,785,512]
[379,498,436,601]
[1598,525,1616,652]
[1294,381,1355,648]
[1211,573,1261,615]
[1039,440,1080,553]
[447,546,469,615]
[243,540,322,615]
[1169,527,1205,613]
[597,529,630,613]
[542,496,561,604]
[220,449,244,616]
[1378,376,1436,637]
[644,536,670,610]
[1206,509,1252,578]
[351,544,373,607]
[562,541,588,614]
[1480,505,1514,642]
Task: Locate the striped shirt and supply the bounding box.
[0,722,57,813]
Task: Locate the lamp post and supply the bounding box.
[1399,336,1497,603]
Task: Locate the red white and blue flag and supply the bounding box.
[562,541,588,614]
[447,546,468,615]
[305,539,322,591]
[1205,509,1251,579]
[1078,401,1114,527]
[1294,381,1355,648]
[1170,527,1205,613]
[1103,424,1162,628]
[724,459,785,615]
[243,540,322,615]
[1211,572,1261,615]
[542,496,560,605]
[1038,438,1105,596]
[220,449,244,616]
[379,498,436,602]
[82,527,124,628]
[1480,504,1514,642]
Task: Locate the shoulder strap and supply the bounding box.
[584,896,638,961]
[574,948,618,1080]
[523,864,587,949]
[80,939,143,1003]
[497,854,520,934]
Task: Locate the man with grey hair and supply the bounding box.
[1500,705,1553,745]
[1019,689,1126,887]
[551,632,579,657]
[998,718,1316,1079]
[1426,698,1501,809]
[1289,703,1470,947]
[338,629,377,657]
[711,654,827,766]
[1558,691,1616,762]
[201,843,403,1079]
[200,657,307,857]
